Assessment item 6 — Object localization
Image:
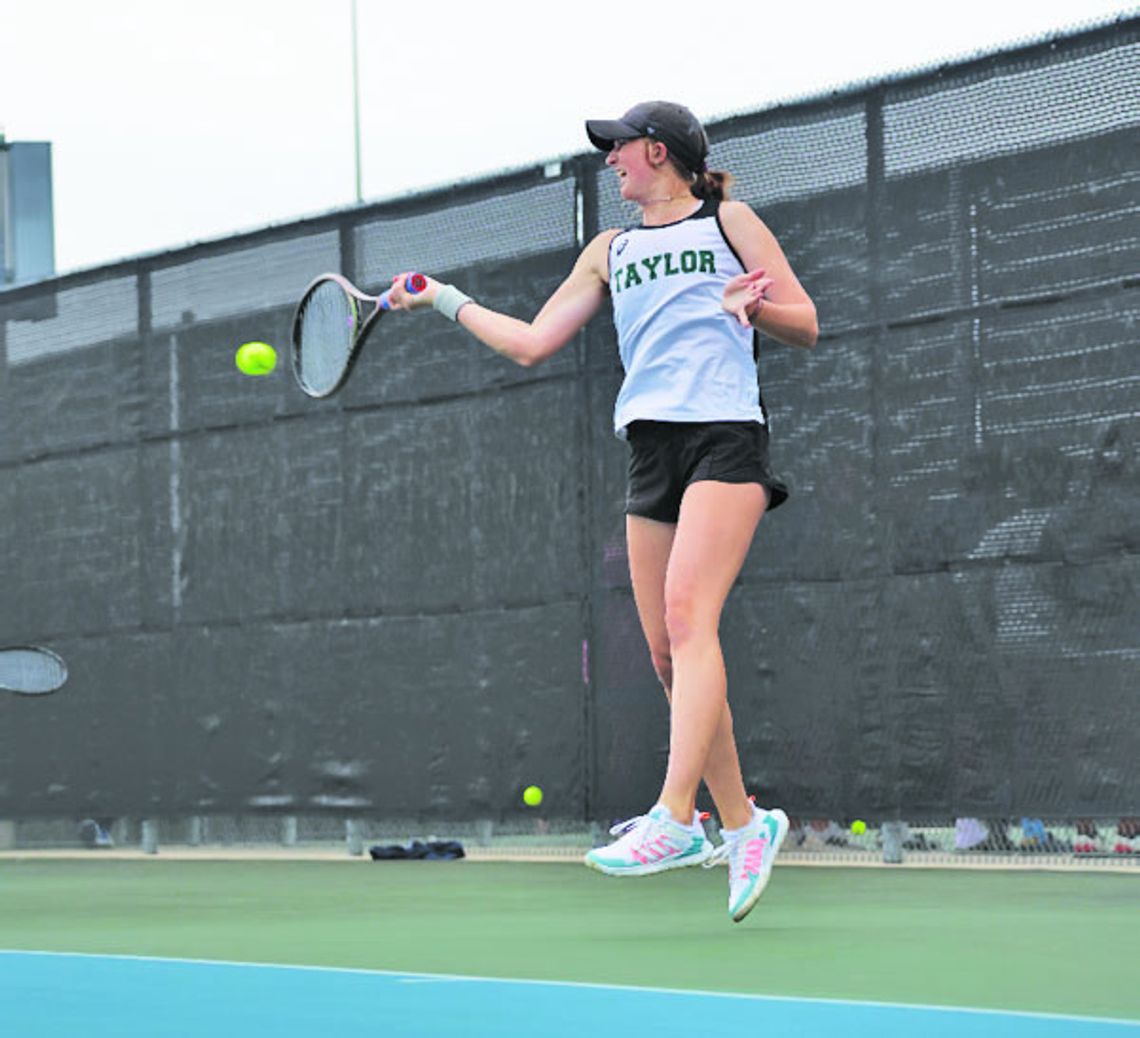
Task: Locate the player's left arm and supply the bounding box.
[719,200,818,349]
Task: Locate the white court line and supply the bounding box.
[1,949,1137,1029]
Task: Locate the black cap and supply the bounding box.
[586,101,709,174]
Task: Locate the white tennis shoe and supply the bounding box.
[705,806,789,922]
[585,805,714,876]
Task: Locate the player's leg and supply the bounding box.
[625,513,752,829]
[654,482,788,921]
[584,513,716,876]
[655,480,767,828]
[625,513,676,691]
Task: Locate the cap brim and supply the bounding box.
[585,118,641,152]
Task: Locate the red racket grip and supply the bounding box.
[379,273,427,311]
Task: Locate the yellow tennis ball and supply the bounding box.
[851,819,867,836]
[523,785,543,808]
[235,341,277,376]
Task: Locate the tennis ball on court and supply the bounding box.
[235,341,277,375]
[851,819,867,836]
[523,785,543,808]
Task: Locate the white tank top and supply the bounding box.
[608,198,765,438]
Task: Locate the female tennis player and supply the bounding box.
[386,100,817,922]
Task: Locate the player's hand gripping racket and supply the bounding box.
[0,646,68,695]
[291,273,427,398]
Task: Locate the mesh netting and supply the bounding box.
[0,19,1136,865]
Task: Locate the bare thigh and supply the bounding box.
[664,481,768,643]
[626,480,768,682]
[626,514,676,689]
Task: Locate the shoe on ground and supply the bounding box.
[585,805,713,876]
[704,806,789,923]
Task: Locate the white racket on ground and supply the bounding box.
[0,646,68,695]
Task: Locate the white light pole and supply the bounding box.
[351,0,363,204]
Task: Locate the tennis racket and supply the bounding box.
[0,646,68,695]
[291,272,426,398]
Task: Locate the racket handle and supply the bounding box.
[379,273,427,311]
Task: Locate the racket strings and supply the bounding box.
[296,281,358,396]
[0,648,68,694]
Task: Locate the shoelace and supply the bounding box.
[607,815,646,838]
[703,828,768,877]
[703,842,731,870]
[610,814,707,837]
[607,814,686,860]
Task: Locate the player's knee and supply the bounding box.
[650,649,673,693]
[663,597,698,649]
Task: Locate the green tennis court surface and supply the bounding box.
[1,859,1136,1030]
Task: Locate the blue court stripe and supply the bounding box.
[1,951,1136,1037]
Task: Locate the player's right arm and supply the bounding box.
[387,229,618,367]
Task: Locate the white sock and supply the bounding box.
[720,804,762,841]
[653,804,687,828]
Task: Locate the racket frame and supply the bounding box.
[291,273,382,399]
[291,272,425,399]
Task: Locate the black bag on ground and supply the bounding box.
[369,839,465,861]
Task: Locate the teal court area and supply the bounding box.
[3,951,1138,1038]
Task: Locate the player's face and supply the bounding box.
[606,138,654,201]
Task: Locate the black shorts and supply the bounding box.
[625,420,789,523]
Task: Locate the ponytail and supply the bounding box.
[690,168,733,202]
[663,151,734,201]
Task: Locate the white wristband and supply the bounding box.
[433,284,473,322]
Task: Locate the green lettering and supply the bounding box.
[624,262,643,287]
[612,268,623,294]
[699,250,716,273]
[641,254,662,280]
[663,252,679,276]
[680,250,697,273]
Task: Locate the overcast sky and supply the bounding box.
[1,0,1135,274]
